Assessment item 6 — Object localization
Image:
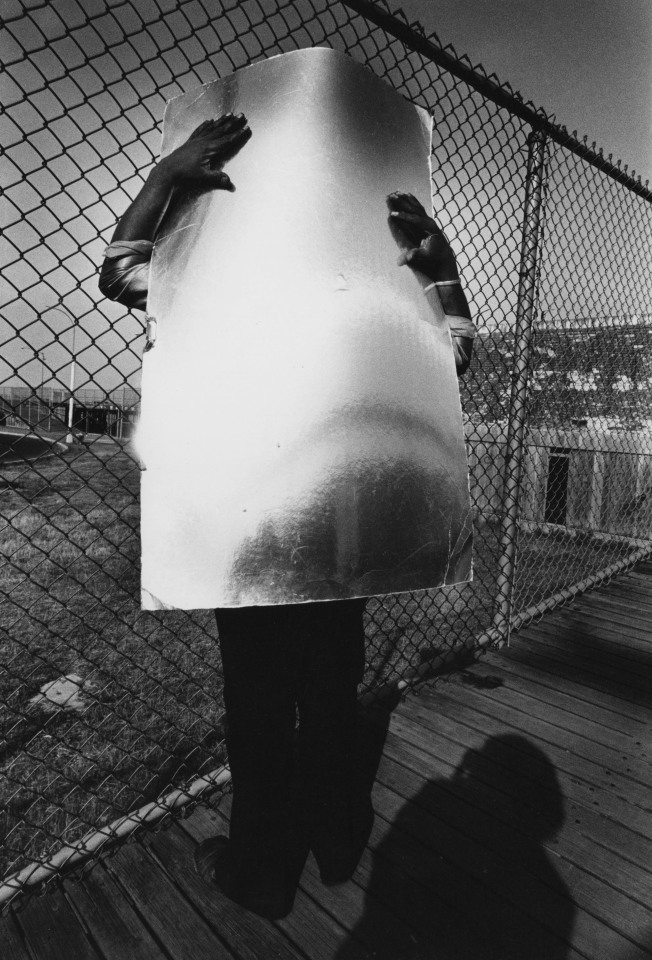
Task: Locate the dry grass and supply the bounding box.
[1,442,224,879]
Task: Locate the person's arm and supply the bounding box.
[386,192,475,376]
[99,114,252,309]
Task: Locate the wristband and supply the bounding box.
[424,279,461,292]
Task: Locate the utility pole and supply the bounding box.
[66,321,77,444]
[42,305,78,444]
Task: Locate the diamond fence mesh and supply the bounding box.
[510,136,652,622]
[1,0,651,902]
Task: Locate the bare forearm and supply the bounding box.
[436,281,472,321]
[108,114,251,246]
[110,164,176,243]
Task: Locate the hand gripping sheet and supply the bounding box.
[139,48,473,610]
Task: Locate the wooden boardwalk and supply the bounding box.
[2,563,652,959]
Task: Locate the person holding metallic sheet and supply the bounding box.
[99,113,474,920]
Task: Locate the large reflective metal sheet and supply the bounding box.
[139,48,472,609]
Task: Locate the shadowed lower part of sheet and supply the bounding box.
[138,47,473,609]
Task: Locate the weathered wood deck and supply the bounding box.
[3,562,652,959]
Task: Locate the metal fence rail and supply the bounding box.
[1,0,651,903]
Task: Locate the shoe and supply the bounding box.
[194,835,229,886]
[193,835,295,920]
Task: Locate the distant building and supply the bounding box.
[0,386,140,440]
[468,421,652,541]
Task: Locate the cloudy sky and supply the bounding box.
[398,0,652,183]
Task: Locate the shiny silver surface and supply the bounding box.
[139,48,472,609]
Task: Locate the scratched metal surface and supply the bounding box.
[139,48,472,609]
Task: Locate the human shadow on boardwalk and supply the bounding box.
[337,734,576,960]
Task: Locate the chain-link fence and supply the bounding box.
[2,0,651,904]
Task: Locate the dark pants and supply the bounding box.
[215,598,369,896]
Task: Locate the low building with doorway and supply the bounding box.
[0,385,140,441]
[468,420,652,541]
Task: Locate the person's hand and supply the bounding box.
[157,113,252,191]
[387,192,459,282]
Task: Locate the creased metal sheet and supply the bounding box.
[139,47,473,609]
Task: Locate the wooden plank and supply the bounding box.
[0,909,34,960]
[602,578,652,602]
[371,760,652,954]
[568,611,652,646]
[516,611,646,649]
[442,669,652,772]
[564,594,652,644]
[202,781,512,960]
[179,803,371,960]
[104,838,236,960]
[476,650,649,736]
[391,699,652,837]
[65,861,170,960]
[378,732,652,908]
[541,609,652,660]
[277,870,371,959]
[312,795,589,960]
[577,574,652,603]
[515,624,652,699]
[299,834,484,960]
[619,581,652,597]
[501,643,651,723]
[522,631,652,691]
[276,784,525,960]
[538,577,652,611]
[191,791,568,960]
[382,720,652,876]
[508,633,651,710]
[572,594,652,629]
[378,734,652,904]
[409,684,652,799]
[146,818,305,960]
[366,768,647,959]
[412,683,652,810]
[13,884,101,960]
[560,603,652,651]
[598,581,652,604]
[594,570,652,592]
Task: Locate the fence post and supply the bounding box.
[491,128,548,644]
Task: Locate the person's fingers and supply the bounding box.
[213,112,248,134]
[206,124,251,152]
[386,192,428,216]
[400,193,427,215]
[390,210,439,232]
[187,119,214,141]
[209,126,252,164]
[189,114,246,144]
[389,211,435,249]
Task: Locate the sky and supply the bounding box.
[397,0,652,185]
[1,0,650,397]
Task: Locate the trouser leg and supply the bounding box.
[215,606,297,899]
[293,599,372,880]
[215,598,371,898]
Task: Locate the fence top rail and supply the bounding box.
[343,0,652,203]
